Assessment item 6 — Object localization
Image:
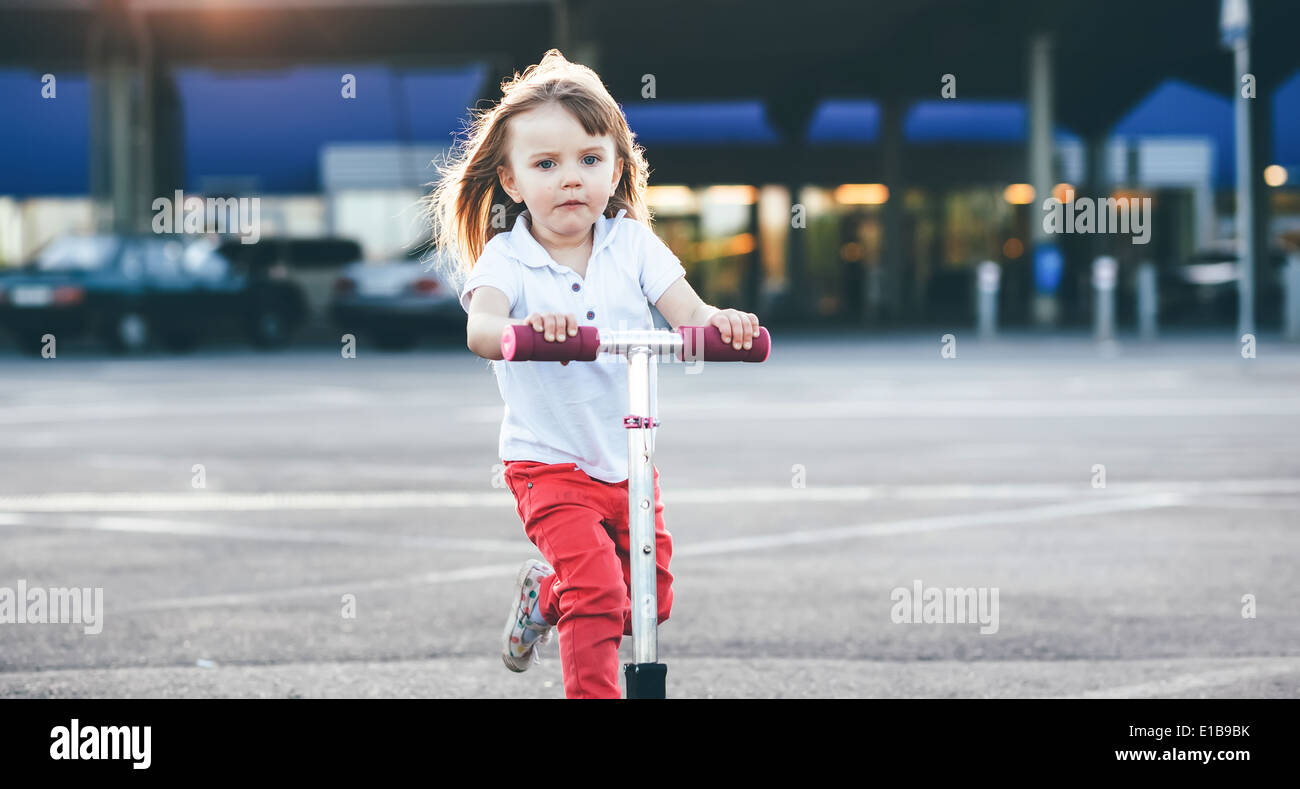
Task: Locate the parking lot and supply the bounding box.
[1,330,1297,698]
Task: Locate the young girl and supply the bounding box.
[425,49,761,699]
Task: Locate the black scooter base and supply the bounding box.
[623,662,667,699]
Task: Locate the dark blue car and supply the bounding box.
[0,234,307,355]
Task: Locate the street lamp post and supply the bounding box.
[1222,0,1254,339]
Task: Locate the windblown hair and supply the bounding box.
[421,49,651,283]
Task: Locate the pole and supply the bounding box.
[1028,32,1059,327]
[624,344,666,698]
[1285,252,1300,341]
[1093,256,1117,342]
[976,261,1000,340]
[1222,0,1255,338]
[1234,41,1255,339]
[1137,261,1158,340]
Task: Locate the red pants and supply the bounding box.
[503,460,674,699]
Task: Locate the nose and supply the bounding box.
[560,162,583,189]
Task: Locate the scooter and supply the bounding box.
[500,322,772,698]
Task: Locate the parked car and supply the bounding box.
[1158,243,1286,326]
[329,250,462,350]
[217,236,361,325]
[0,234,307,355]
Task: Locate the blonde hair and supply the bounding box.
[421,49,652,283]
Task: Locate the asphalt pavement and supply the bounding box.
[1,327,1297,698]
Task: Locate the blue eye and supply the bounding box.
[537,155,599,169]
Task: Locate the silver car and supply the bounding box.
[329,253,463,350]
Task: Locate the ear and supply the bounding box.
[497,164,521,204]
[611,157,624,193]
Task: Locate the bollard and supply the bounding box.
[976,260,1000,340]
[1286,252,1300,342]
[1092,256,1118,342]
[1137,261,1158,341]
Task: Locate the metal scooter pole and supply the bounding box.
[622,337,672,699]
[500,323,771,699]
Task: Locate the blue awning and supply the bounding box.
[623,101,781,144]
[2,66,1298,196]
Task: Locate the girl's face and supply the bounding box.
[497,102,624,244]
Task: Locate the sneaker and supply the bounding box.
[502,558,555,673]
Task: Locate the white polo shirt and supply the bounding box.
[458,207,687,483]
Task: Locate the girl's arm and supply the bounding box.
[466,286,578,362]
[655,277,761,349]
[654,277,718,330]
[466,286,528,360]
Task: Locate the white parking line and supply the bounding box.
[676,493,1184,556]
[105,493,1184,612]
[460,398,1300,423]
[1056,660,1300,699]
[118,563,523,613]
[77,454,484,482]
[0,390,370,425]
[0,490,502,512]
[16,392,1290,425]
[0,401,292,425]
[0,487,1187,557]
[0,513,526,553]
[1180,495,1300,511]
[0,479,1295,512]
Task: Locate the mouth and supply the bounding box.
[559,201,585,208]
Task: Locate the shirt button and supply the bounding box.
[571,282,580,292]
[587,310,595,319]
[527,482,533,488]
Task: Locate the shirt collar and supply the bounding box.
[508,207,629,269]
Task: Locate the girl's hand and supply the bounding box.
[523,311,579,365]
[709,309,762,351]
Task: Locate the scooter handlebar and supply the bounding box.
[500,323,771,363]
[501,324,602,362]
[676,324,771,362]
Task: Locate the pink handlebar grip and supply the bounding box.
[501,324,601,362]
[677,324,771,362]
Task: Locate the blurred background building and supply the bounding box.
[2,0,1298,334]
